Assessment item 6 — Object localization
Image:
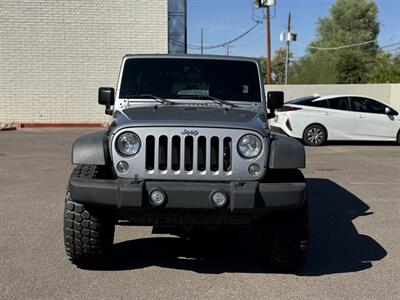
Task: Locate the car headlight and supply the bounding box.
[237,134,262,159]
[116,131,141,156]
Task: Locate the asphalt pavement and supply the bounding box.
[0,128,399,299]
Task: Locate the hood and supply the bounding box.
[111,105,268,136]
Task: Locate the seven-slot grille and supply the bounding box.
[145,135,232,175]
[112,127,266,181]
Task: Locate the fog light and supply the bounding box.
[150,189,166,206]
[211,191,228,208]
[248,163,261,176]
[117,161,129,173]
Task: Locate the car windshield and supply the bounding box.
[119,58,262,102]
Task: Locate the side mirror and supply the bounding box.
[267,91,284,110]
[267,91,284,120]
[385,107,391,115]
[98,87,115,115]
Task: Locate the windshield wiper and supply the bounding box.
[123,94,175,105]
[189,95,237,109]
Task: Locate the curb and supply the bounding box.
[1,123,109,130]
[18,123,108,128]
[0,122,17,131]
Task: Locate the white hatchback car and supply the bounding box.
[269,95,400,146]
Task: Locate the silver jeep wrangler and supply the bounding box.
[64,55,308,271]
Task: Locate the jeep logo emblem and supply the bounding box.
[181,129,199,136]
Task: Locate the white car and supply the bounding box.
[269,95,400,146]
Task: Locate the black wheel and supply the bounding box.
[64,165,115,267]
[265,201,308,272]
[264,170,308,272]
[303,124,326,146]
[397,130,400,145]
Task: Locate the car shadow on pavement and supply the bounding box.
[323,141,398,146]
[88,178,386,275]
[298,178,387,276]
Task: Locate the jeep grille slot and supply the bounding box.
[171,136,180,171]
[210,137,219,172]
[145,136,155,171]
[184,136,194,171]
[223,137,232,172]
[158,136,168,171]
[197,136,206,172]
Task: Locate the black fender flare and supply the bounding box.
[71,131,108,165]
[268,134,306,169]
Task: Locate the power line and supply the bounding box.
[306,39,378,51]
[386,49,400,54]
[381,41,400,49]
[171,20,263,50]
[294,39,400,53]
[292,42,336,62]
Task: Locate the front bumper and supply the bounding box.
[69,177,306,215]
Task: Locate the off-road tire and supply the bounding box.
[303,124,326,146]
[64,165,115,267]
[265,170,308,272]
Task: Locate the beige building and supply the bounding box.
[0,0,186,125]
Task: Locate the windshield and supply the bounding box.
[119,58,262,102]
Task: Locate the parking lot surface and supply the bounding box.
[0,129,399,299]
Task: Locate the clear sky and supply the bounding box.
[187,0,400,58]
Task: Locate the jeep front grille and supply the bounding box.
[111,127,266,181]
[144,135,232,174]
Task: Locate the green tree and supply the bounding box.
[271,48,292,84]
[297,0,380,84]
[368,51,400,83]
[258,56,267,83]
[290,53,337,84]
[311,0,379,52]
[259,48,293,84]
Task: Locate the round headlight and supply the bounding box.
[237,134,262,159]
[116,131,141,156]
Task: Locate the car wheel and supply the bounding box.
[64,188,115,267]
[262,170,308,272]
[303,125,326,146]
[64,165,115,267]
[265,200,308,271]
[397,130,400,145]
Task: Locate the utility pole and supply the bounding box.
[285,12,291,85]
[201,28,204,55]
[255,0,275,84]
[266,5,272,84]
[224,44,233,56]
